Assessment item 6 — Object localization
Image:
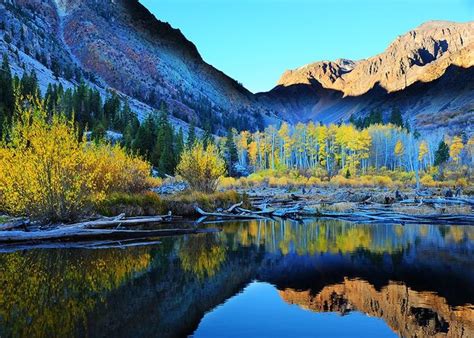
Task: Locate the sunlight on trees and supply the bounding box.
[0,96,152,221]
[177,142,226,193]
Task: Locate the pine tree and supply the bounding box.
[187,120,196,149]
[0,54,14,137]
[434,141,450,166]
[133,115,156,158]
[202,123,213,148]
[152,107,176,175]
[224,129,239,176]
[175,127,185,163]
[389,107,404,128]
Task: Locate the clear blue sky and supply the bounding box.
[140,0,474,93]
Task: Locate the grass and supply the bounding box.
[96,190,247,217]
[0,215,12,224]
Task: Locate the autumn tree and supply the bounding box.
[176,142,226,193]
[449,136,464,163]
[394,140,404,169]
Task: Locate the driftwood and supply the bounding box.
[0,227,219,244]
[225,202,244,213]
[194,206,269,220]
[243,193,474,225]
[61,215,168,230]
[0,218,30,231]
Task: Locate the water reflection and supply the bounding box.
[0,220,473,337]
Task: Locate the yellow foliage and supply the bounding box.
[0,97,152,221]
[449,136,464,163]
[456,177,468,187]
[218,176,239,189]
[306,176,322,186]
[176,142,226,193]
[394,140,404,156]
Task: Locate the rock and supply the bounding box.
[153,181,188,195]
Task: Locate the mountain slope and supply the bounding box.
[0,0,277,133]
[259,21,474,133]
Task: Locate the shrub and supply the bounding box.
[176,142,226,193]
[456,177,468,188]
[306,177,322,186]
[0,97,152,221]
[420,174,436,187]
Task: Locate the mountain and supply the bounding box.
[1,1,472,135]
[258,21,474,134]
[0,0,277,134]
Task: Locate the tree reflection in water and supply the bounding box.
[0,219,473,337]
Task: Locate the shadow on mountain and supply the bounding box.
[258,65,474,132]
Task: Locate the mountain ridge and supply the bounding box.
[260,20,474,133]
[1,2,473,134]
[276,20,474,97]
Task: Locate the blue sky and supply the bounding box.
[140,0,474,93]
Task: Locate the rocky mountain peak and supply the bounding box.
[277,21,474,97]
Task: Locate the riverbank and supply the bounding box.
[1,186,473,250]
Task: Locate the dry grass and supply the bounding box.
[315,202,357,213]
[393,204,472,215]
[97,190,244,217]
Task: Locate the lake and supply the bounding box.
[1,219,473,337]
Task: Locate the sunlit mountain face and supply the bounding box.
[1,220,473,337]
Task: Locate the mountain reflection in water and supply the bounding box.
[0,219,473,337]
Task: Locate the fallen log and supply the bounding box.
[0,227,220,244]
[194,206,269,220]
[61,215,166,230]
[0,218,30,231]
[273,204,305,218]
[225,202,244,214]
[236,207,276,216]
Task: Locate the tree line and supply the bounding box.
[222,121,474,181]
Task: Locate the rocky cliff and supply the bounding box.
[260,21,474,134]
[0,0,276,133]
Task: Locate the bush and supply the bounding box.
[0,97,152,221]
[420,174,436,187]
[177,142,226,193]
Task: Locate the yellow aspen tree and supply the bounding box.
[394,139,404,169]
[467,136,474,165]
[248,141,258,168]
[278,122,292,167]
[316,125,328,167]
[306,121,318,168]
[449,136,464,163]
[418,140,429,170]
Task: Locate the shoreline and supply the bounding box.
[0,186,473,251]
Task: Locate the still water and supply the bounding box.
[1,219,473,337]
